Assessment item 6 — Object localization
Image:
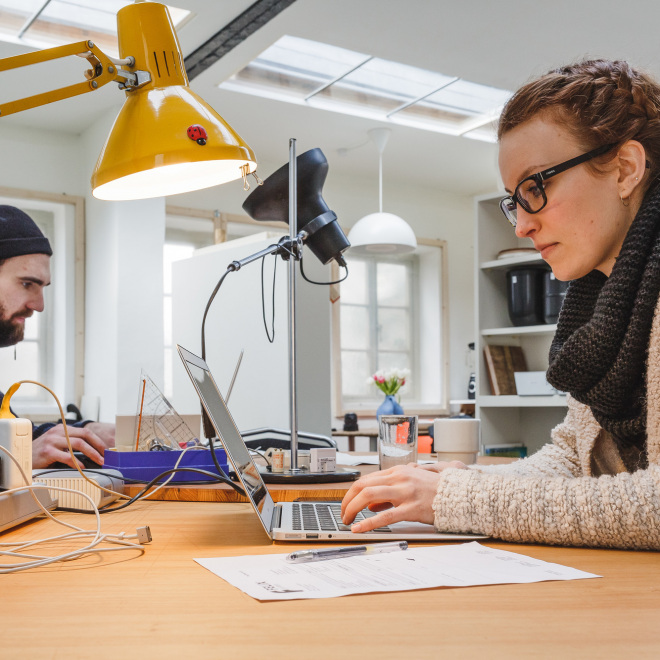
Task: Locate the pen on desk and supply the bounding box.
[286,541,408,563]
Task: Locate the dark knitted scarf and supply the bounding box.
[547,184,660,453]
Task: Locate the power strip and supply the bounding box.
[32,469,124,510]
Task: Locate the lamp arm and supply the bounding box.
[0,40,150,117]
[227,235,306,272]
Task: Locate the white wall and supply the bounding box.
[171,234,332,437]
[81,112,165,420]
[0,123,85,196]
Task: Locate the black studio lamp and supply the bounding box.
[201,139,357,484]
[242,148,350,266]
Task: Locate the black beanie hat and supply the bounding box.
[0,205,52,260]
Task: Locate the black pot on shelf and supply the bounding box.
[506,267,547,326]
[543,271,569,324]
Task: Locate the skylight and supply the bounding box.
[220,36,512,143]
[0,1,191,58]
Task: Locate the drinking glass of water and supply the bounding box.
[378,415,418,470]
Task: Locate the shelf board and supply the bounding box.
[480,253,544,271]
[478,395,568,408]
[482,324,557,336]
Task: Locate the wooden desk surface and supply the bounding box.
[1,500,659,659]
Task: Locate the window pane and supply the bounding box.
[0,2,42,40]
[19,2,190,55]
[164,348,173,398]
[341,350,370,397]
[394,79,511,132]
[23,314,39,341]
[427,79,511,116]
[163,243,195,295]
[378,352,410,375]
[378,308,409,351]
[163,296,172,346]
[377,262,409,306]
[0,341,40,386]
[341,259,368,304]
[226,35,367,100]
[463,118,498,143]
[340,305,370,350]
[314,57,454,115]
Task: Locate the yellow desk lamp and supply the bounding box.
[0,1,258,200]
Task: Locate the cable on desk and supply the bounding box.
[59,466,246,514]
[32,467,222,486]
[0,446,149,573]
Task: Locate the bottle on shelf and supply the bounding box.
[467,342,476,400]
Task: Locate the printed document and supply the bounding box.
[195,541,600,601]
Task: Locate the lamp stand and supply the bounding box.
[206,139,358,483]
[253,139,358,484]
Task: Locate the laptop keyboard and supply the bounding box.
[291,502,391,533]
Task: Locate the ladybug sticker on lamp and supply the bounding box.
[187,124,208,145]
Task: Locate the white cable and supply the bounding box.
[137,444,205,500]
[0,445,146,573]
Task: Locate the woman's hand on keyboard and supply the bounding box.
[340,463,465,532]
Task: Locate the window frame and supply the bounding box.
[332,237,449,418]
[339,253,419,404]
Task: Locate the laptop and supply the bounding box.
[177,344,486,542]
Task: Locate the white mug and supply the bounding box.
[433,418,480,464]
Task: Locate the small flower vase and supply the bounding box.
[377,394,404,419]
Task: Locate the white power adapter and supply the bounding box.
[32,469,124,510]
[310,448,337,473]
[0,418,32,489]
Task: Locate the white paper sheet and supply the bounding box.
[195,542,600,601]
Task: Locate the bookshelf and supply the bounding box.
[474,192,567,454]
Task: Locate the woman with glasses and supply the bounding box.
[341,59,660,549]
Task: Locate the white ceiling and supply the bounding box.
[1,0,659,196]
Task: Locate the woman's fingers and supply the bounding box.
[341,466,443,531]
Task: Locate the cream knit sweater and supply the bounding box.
[432,301,660,550]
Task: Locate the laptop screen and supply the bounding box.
[177,345,275,535]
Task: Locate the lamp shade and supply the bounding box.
[91,2,256,201]
[348,212,417,255]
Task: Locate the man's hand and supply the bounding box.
[32,424,112,469]
[83,422,115,448]
[340,461,468,533]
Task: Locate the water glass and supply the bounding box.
[378,415,418,470]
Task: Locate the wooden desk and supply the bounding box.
[1,500,658,659]
[123,455,514,503]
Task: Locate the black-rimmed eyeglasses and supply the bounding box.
[499,143,616,227]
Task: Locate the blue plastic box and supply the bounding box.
[103,448,230,483]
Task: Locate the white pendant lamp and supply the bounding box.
[348,128,417,254]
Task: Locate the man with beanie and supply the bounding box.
[0,205,114,468]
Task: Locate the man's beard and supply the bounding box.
[0,304,29,348]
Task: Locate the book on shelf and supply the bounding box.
[483,443,528,458]
[483,344,527,395]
